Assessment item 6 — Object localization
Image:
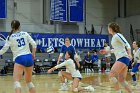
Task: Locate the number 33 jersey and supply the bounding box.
[0,31,36,61]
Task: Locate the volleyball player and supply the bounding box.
[57,37,80,67]
[48,51,95,92]
[131,41,140,86]
[0,20,36,93]
[57,37,80,86]
[100,22,133,93]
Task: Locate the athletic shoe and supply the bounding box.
[132,81,137,86]
[86,86,95,92]
[59,85,69,91]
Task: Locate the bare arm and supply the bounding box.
[32,48,36,60]
[0,38,10,55]
[74,54,80,68]
[48,60,67,73]
[27,33,37,60]
[127,48,132,59]
[47,67,57,73]
[57,53,63,64]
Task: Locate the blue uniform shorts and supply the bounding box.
[132,63,140,73]
[15,54,34,67]
[117,57,130,66]
[73,77,82,80]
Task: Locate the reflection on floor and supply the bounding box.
[0,72,140,93]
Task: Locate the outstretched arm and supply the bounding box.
[48,60,67,73]
[74,54,80,68]
[57,53,63,64]
[0,38,10,55]
[47,67,57,73]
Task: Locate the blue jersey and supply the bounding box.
[60,45,76,59]
[84,55,92,63]
[91,55,99,63]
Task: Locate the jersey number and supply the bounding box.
[16,38,25,47]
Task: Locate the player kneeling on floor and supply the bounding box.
[47,51,95,92]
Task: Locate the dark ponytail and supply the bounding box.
[8,30,14,40]
[8,20,20,40]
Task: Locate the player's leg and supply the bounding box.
[71,78,94,92]
[78,78,94,92]
[109,61,126,93]
[119,66,133,93]
[58,71,73,91]
[24,66,36,93]
[13,63,24,93]
[71,78,80,92]
[24,54,36,93]
[131,63,140,86]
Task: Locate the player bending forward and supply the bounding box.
[48,51,95,92]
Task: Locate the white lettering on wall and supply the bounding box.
[42,38,47,47]
[91,39,95,47]
[59,38,64,47]
[96,39,101,47]
[71,38,76,46]
[36,36,108,48]
[84,39,90,47]
[48,38,53,46]
[76,38,83,47]
[101,39,106,47]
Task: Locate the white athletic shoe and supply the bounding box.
[86,86,95,92]
[132,81,137,86]
[59,85,69,91]
[116,90,122,93]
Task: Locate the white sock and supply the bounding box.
[62,83,66,86]
[84,86,89,90]
[117,90,122,93]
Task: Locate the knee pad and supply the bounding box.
[58,71,62,76]
[109,77,118,84]
[14,81,21,89]
[27,82,35,89]
[73,88,78,92]
[120,81,128,87]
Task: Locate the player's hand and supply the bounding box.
[99,49,107,55]
[47,69,52,74]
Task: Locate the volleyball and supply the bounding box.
[99,49,106,55]
[47,46,55,54]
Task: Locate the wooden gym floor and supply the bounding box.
[0,72,140,93]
